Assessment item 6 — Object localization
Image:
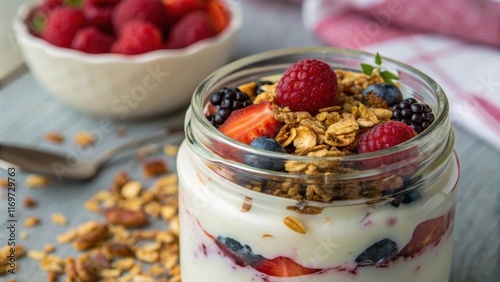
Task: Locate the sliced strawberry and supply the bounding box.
[215,236,321,278]
[398,211,453,257]
[254,256,321,277]
[204,0,230,33]
[218,102,281,145]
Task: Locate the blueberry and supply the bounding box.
[390,189,421,207]
[362,83,403,106]
[401,189,421,204]
[244,137,286,171]
[256,81,274,95]
[355,238,398,266]
[250,137,285,152]
[216,236,263,267]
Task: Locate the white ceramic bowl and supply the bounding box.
[13,1,242,119]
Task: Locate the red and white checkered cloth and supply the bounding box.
[303,0,500,151]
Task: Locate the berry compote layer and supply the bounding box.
[179,56,458,281]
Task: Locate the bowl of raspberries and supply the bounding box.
[13,0,241,118]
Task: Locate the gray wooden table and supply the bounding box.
[0,1,498,281]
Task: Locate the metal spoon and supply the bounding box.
[0,127,184,181]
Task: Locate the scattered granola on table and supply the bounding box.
[142,159,169,178]
[44,131,65,144]
[0,178,8,188]
[20,231,28,240]
[49,171,181,281]
[51,213,68,226]
[163,144,179,157]
[24,216,41,228]
[25,174,52,188]
[0,245,25,275]
[137,144,160,160]
[23,197,38,208]
[74,131,95,147]
[0,141,182,281]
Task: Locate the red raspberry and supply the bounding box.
[71,27,114,54]
[276,59,338,115]
[358,121,417,154]
[111,20,163,55]
[41,7,87,48]
[112,0,168,34]
[165,11,216,49]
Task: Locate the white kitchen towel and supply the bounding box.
[303,0,500,151]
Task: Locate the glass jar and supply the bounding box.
[177,47,459,282]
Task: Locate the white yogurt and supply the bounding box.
[177,141,459,282]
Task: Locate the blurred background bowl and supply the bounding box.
[12,0,242,119]
[0,0,30,81]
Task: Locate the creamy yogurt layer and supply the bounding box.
[177,142,459,282]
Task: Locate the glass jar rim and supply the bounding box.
[185,47,456,205]
[190,47,449,164]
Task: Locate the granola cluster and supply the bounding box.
[0,245,26,275]
[252,70,392,159]
[237,70,408,202]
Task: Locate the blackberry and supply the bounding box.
[256,81,274,95]
[384,175,423,207]
[207,115,217,127]
[392,98,435,133]
[208,87,252,127]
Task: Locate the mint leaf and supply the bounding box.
[380,70,399,85]
[361,63,375,76]
[360,52,400,84]
[380,70,399,80]
[375,52,382,66]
